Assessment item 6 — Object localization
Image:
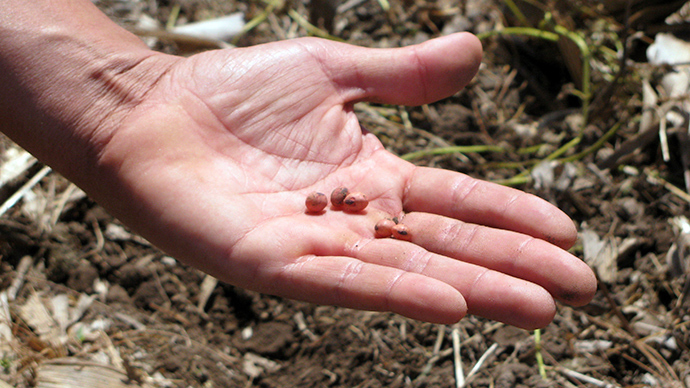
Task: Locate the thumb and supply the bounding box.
[326,32,483,106]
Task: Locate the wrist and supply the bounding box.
[0,0,176,190]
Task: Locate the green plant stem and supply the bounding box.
[546,136,582,161]
[400,145,505,161]
[493,174,530,187]
[287,9,345,42]
[494,121,618,185]
[376,0,390,12]
[517,143,547,155]
[475,19,598,189]
[231,2,277,45]
[502,0,531,26]
[560,120,623,163]
[513,136,581,178]
[477,27,559,42]
[534,329,547,379]
[165,4,181,30]
[492,136,581,186]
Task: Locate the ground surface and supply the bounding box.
[2,0,690,387]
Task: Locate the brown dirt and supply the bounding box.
[2,0,690,387]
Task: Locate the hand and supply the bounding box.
[88,33,596,329]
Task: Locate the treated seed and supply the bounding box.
[375,218,396,238]
[330,186,350,209]
[392,224,412,241]
[343,192,368,212]
[305,192,328,213]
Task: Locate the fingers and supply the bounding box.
[226,214,467,324]
[402,212,597,307]
[261,255,468,324]
[228,202,591,328]
[321,32,482,106]
[354,238,558,329]
[403,167,578,249]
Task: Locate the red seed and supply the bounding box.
[343,192,368,212]
[392,224,412,241]
[330,186,350,209]
[375,219,396,238]
[305,192,328,213]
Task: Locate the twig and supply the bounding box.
[465,343,499,383]
[597,116,656,170]
[658,107,671,162]
[91,217,105,253]
[294,311,318,342]
[557,366,618,388]
[646,169,690,205]
[414,325,448,386]
[0,292,13,342]
[432,324,445,355]
[337,0,367,14]
[197,274,218,311]
[597,271,637,337]
[452,326,464,388]
[357,103,456,153]
[632,339,680,382]
[7,255,33,301]
[50,182,82,226]
[0,165,51,217]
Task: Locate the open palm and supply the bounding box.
[93,34,596,329]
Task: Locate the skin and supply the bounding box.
[0,0,597,329]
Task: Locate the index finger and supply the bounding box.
[402,167,577,249]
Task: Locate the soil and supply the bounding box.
[3,0,690,387]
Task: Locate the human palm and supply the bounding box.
[94,34,596,329]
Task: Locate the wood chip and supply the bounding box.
[36,358,141,388]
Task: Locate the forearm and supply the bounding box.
[0,0,168,190]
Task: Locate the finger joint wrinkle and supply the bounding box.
[333,260,365,306]
[449,176,480,215]
[512,236,536,274]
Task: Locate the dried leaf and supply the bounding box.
[581,228,618,283]
[242,353,280,379]
[170,12,245,42]
[0,146,36,187]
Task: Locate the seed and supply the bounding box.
[330,186,350,209]
[375,218,396,238]
[343,192,368,212]
[392,224,412,241]
[305,192,328,213]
